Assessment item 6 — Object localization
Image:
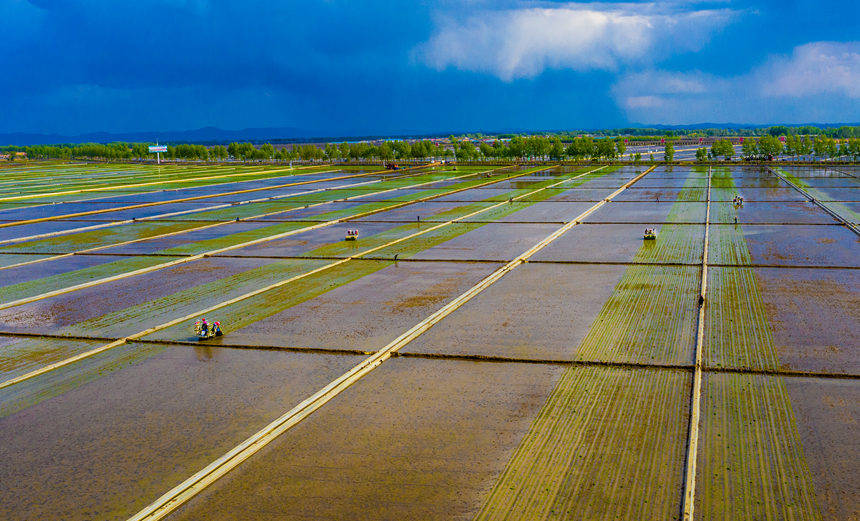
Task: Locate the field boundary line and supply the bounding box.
[0,166,462,271]
[3,330,859,380]
[0,164,329,217]
[0,165,595,268]
[0,164,342,203]
[0,175,386,248]
[0,165,573,388]
[681,166,711,521]
[125,165,652,521]
[768,166,859,235]
[0,165,431,232]
[832,168,858,179]
[0,165,541,310]
[0,164,270,196]
[0,165,316,202]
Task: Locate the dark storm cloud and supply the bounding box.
[1,0,857,135]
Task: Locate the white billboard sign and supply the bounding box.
[148,145,168,153]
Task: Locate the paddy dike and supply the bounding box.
[0,162,855,521]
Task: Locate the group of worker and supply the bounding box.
[194,318,222,339]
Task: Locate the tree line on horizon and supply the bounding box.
[4,131,859,162]
[696,135,859,161]
[6,136,630,162]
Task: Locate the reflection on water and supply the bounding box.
[194,345,214,361]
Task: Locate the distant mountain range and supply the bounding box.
[2,123,857,146]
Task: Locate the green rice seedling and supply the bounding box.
[698,373,821,521]
[475,366,690,521]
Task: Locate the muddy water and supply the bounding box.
[172,187,321,203]
[404,264,625,360]
[0,203,123,222]
[157,199,356,221]
[0,257,313,336]
[411,223,560,261]
[300,186,445,202]
[0,219,120,242]
[405,263,625,360]
[0,346,361,521]
[574,177,635,189]
[588,201,707,223]
[799,186,860,202]
[0,253,51,268]
[474,366,690,520]
[56,202,233,221]
[534,223,704,263]
[0,220,206,255]
[784,377,860,520]
[473,179,558,190]
[633,176,705,188]
[540,187,617,201]
[781,167,855,179]
[715,187,807,201]
[712,201,837,224]
[614,188,688,201]
[0,336,112,383]
[432,188,524,202]
[350,200,492,222]
[192,260,502,351]
[63,186,313,204]
[471,201,595,222]
[164,357,565,521]
[709,224,859,266]
[293,186,440,203]
[796,177,859,188]
[93,220,298,255]
[756,267,859,374]
[214,221,407,258]
[0,253,178,288]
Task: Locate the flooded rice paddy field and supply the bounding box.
[0,161,855,520]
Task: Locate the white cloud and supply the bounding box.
[612,41,860,123]
[763,41,860,98]
[416,3,737,81]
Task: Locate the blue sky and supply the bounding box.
[2,0,858,135]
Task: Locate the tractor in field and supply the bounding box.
[193,318,223,340]
[643,228,657,240]
[345,229,359,241]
